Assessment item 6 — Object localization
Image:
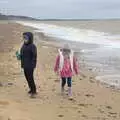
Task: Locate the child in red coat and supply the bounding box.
[54,44,79,98]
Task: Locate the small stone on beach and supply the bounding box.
[8,83,13,86]
[85,94,95,97]
[58,114,64,118]
[90,76,94,79]
[78,110,81,113]
[81,115,87,118]
[106,106,112,109]
[108,112,117,115]
[89,80,95,83]
[54,79,59,83]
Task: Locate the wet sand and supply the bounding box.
[38,20,120,35]
[0,21,120,120]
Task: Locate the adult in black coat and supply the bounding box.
[20,32,37,96]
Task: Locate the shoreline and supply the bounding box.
[30,20,120,35]
[34,29,120,91]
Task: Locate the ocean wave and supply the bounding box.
[16,21,120,48]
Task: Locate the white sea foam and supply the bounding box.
[16,21,120,48]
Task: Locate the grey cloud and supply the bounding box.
[0,0,120,19]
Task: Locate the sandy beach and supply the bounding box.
[0,20,120,120]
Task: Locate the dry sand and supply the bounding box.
[0,21,120,120]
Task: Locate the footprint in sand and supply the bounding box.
[0,100,9,106]
[81,74,86,78]
[0,116,12,120]
[108,112,117,115]
[0,100,10,110]
[77,110,81,113]
[0,82,3,87]
[8,83,14,86]
[52,88,56,92]
[78,103,92,108]
[98,108,105,114]
[81,114,88,118]
[8,117,32,120]
[54,79,60,83]
[85,94,95,98]
[106,106,112,109]
[58,114,64,118]
[90,76,94,79]
[89,80,95,83]
[68,97,76,102]
[0,116,4,120]
[107,112,118,119]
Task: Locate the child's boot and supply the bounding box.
[68,87,72,99]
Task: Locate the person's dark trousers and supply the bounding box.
[24,68,36,94]
[61,77,72,96]
[61,77,72,87]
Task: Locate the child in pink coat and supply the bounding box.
[54,44,79,98]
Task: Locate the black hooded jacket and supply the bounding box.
[20,32,37,69]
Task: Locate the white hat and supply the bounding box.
[63,44,70,50]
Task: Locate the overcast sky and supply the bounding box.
[0,0,120,19]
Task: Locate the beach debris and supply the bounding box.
[85,94,95,97]
[106,106,112,109]
[108,112,117,119]
[81,114,88,118]
[8,82,13,86]
[48,77,52,80]
[108,112,117,115]
[78,103,86,107]
[68,97,74,101]
[78,110,81,113]
[58,114,64,118]
[54,79,59,83]
[78,103,92,108]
